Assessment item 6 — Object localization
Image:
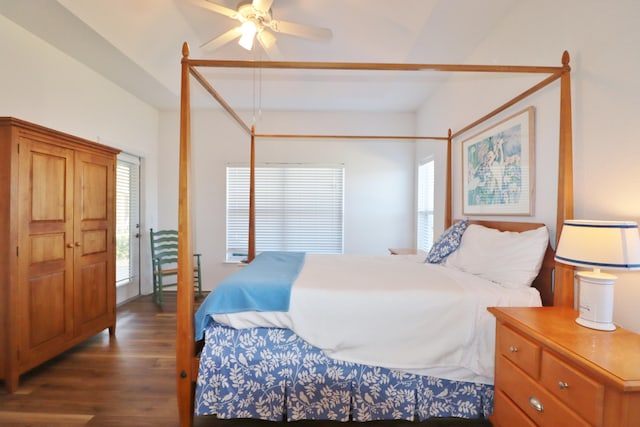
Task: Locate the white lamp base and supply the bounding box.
[576,271,617,331]
[575,316,616,331]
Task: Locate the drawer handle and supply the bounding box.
[529,396,544,413]
[509,345,518,353]
[558,381,569,389]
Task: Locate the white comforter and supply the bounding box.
[212,253,542,384]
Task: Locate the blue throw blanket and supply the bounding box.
[194,251,306,340]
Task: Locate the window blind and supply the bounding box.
[417,159,435,252]
[227,165,344,261]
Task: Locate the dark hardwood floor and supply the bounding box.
[0,293,491,427]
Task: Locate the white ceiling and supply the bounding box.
[0,0,519,112]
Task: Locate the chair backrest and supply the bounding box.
[150,229,179,268]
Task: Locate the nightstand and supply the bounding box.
[488,306,640,427]
[388,248,417,255]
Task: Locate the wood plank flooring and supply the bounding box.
[0,293,491,427]
[0,294,181,426]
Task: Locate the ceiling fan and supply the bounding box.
[196,0,332,56]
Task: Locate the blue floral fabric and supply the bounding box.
[425,220,469,264]
[195,320,493,421]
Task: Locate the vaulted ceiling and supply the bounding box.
[0,0,519,111]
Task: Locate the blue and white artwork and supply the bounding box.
[462,108,533,215]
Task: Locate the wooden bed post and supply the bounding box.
[445,129,453,229]
[177,42,195,427]
[553,51,575,308]
[248,126,256,262]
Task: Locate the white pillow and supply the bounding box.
[444,224,549,288]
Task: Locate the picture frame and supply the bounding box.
[462,106,534,216]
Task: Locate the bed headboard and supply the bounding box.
[465,219,556,307]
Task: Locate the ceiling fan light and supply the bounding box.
[238,21,257,50]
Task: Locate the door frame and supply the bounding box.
[115,152,141,304]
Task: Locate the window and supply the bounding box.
[226,164,344,261]
[115,154,140,288]
[417,158,435,252]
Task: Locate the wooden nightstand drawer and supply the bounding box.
[492,390,537,427]
[541,350,604,425]
[496,323,541,379]
[497,355,591,427]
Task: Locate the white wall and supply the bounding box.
[0,15,160,298]
[158,110,417,286]
[417,0,640,332]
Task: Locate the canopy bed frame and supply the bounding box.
[175,42,574,426]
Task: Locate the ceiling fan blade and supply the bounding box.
[253,0,274,13]
[271,20,333,40]
[257,30,276,49]
[200,27,242,51]
[196,0,238,18]
[258,33,283,61]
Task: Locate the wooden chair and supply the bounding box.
[150,228,202,306]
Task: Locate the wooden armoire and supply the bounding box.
[0,117,120,392]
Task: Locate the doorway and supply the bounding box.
[115,152,141,304]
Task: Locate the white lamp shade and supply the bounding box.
[555,220,640,331]
[555,220,640,270]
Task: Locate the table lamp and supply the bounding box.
[555,220,640,331]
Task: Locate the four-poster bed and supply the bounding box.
[175,43,574,426]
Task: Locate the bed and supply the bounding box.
[193,221,553,422]
[174,44,576,426]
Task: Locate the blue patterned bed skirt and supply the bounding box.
[195,321,493,422]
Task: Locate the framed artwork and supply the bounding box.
[462,106,534,215]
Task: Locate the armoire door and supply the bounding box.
[17,137,75,369]
[73,150,116,337]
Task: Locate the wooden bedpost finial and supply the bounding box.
[448,128,452,138]
[182,42,190,58]
[562,51,570,67]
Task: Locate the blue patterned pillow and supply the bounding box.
[425,220,468,264]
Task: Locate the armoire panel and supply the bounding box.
[78,261,108,323]
[79,161,108,221]
[81,229,107,255]
[29,233,65,264]
[30,151,67,222]
[28,272,68,347]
